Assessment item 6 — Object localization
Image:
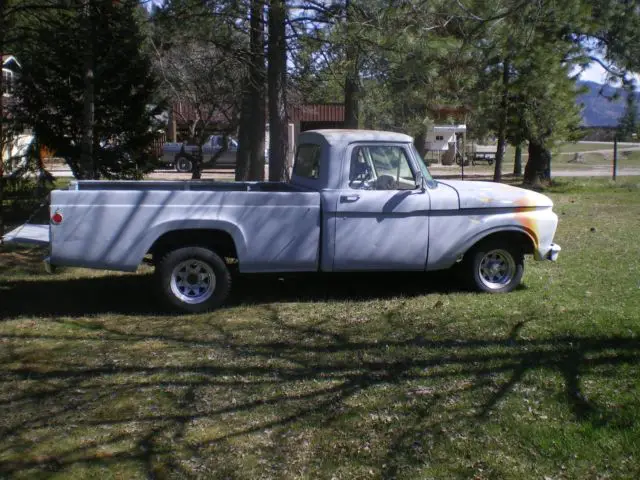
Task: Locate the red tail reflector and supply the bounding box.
[51,211,63,225]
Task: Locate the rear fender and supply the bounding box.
[136,220,248,267]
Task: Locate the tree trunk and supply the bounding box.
[524,139,551,185]
[267,0,288,182]
[236,0,265,182]
[0,2,5,242]
[0,79,4,244]
[235,93,252,181]
[513,143,522,177]
[344,71,359,129]
[493,57,510,183]
[250,0,266,181]
[343,0,359,129]
[191,143,202,180]
[187,120,202,180]
[413,131,427,157]
[80,0,96,179]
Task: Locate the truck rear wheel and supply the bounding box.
[175,156,193,173]
[466,239,524,293]
[156,246,231,313]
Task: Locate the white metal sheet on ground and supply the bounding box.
[2,224,50,246]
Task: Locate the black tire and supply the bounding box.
[156,246,232,313]
[175,156,193,173]
[466,238,524,293]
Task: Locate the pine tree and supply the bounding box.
[11,0,163,179]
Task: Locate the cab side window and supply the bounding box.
[349,145,416,190]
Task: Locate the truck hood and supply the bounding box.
[437,180,553,209]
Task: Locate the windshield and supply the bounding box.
[410,144,435,185]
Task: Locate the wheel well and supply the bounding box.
[469,230,535,256]
[148,229,238,263]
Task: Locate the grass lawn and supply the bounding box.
[1,178,640,479]
[554,142,621,154]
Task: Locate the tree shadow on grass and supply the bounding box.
[0,269,469,319]
[0,306,638,478]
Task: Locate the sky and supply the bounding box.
[577,62,610,84]
[573,58,640,88]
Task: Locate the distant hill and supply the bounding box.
[577,81,640,127]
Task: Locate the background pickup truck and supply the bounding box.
[4,129,561,313]
[159,135,239,172]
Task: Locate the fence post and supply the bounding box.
[613,135,618,181]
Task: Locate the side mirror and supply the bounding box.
[415,173,426,191]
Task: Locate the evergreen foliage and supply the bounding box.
[11,0,163,179]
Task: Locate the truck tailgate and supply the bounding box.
[2,224,50,246]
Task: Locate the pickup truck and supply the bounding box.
[160,135,239,172]
[3,129,561,313]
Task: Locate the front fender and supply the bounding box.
[457,225,537,259]
[427,224,536,271]
[427,205,559,271]
[426,205,559,271]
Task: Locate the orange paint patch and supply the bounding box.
[515,196,539,247]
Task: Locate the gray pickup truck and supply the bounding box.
[4,129,561,313]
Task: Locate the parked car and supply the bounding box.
[159,135,239,172]
[4,129,561,313]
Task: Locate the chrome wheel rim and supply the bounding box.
[170,259,216,304]
[478,249,516,290]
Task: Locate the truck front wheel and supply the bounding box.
[156,246,231,313]
[466,239,524,293]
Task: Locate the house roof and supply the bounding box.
[2,55,21,68]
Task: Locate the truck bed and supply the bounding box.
[49,183,322,273]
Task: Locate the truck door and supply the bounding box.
[332,143,430,271]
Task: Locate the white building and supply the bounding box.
[2,55,26,167]
[2,55,20,96]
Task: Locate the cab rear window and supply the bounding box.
[293,144,321,179]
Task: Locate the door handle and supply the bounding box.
[340,194,360,203]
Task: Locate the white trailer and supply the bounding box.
[425,125,467,165]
